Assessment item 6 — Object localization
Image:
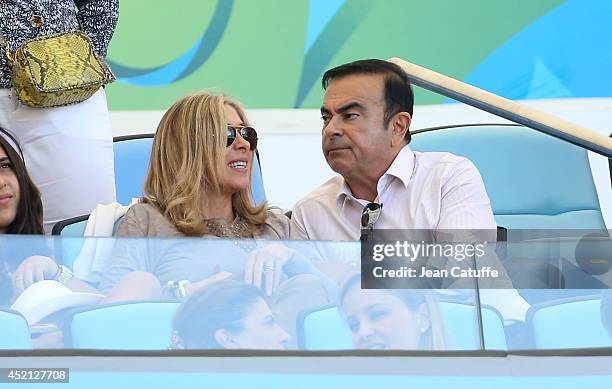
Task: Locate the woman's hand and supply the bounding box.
[244,243,295,296]
[12,255,59,295]
[185,271,233,297]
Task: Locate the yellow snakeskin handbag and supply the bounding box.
[2,31,114,108]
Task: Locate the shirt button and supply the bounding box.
[30,15,44,28]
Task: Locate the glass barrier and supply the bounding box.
[0,232,610,352]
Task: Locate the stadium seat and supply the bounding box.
[0,309,32,349]
[50,215,124,269]
[526,295,612,349]
[51,214,89,237]
[69,301,181,349]
[113,134,267,206]
[297,305,352,350]
[410,124,607,230]
[297,302,507,350]
[113,135,154,206]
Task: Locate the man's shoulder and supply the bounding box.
[415,150,471,166]
[293,175,344,210]
[414,151,478,177]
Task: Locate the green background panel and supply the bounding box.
[105,0,564,110]
[299,0,564,107]
[109,1,216,67]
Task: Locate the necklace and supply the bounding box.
[204,216,256,252]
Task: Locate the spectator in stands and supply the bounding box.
[290,59,526,323]
[291,59,496,241]
[170,281,290,350]
[602,290,612,339]
[0,1,119,232]
[1,128,97,297]
[338,274,451,350]
[0,128,43,236]
[99,92,335,345]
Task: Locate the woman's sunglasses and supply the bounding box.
[227,126,258,150]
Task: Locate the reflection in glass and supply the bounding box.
[602,290,612,340]
[338,274,451,350]
[170,281,290,350]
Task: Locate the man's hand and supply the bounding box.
[12,256,59,295]
[244,243,295,296]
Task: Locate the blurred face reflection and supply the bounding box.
[225,297,290,349]
[341,286,428,350]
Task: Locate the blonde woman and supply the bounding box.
[99,93,335,342]
[338,274,451,350]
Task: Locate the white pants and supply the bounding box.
[0,88,116,233]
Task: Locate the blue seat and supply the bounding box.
[70,302,181,349]
[113,134,267,206]
[51,215,124,269]
[0,309,32,349]
[410,124,606,230]
[297,305,352,350]
[113,135,154,206]
[526,295,612,349]
[297,303,507,350]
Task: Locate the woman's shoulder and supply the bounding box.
[124,202,163,221]
[119,202,183,237]
[254,209,291,240]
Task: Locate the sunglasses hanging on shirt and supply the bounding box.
[360,202,382,241]
[361,202,383,229]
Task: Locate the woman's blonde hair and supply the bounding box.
[144,92,267,236]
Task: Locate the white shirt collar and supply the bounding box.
[335,144,415,207]
[380,144,414,190]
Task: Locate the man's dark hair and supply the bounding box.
[322,59,414,143]
[0,128,44,235]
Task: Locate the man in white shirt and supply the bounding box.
[290,59,529,324]
[291,59,496,241]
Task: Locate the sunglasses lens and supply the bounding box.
[227,126,258,150]
[226,127,236,147]
[243,127,258,150]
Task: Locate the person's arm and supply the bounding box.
[288,206,311,241]
[12,255,98,295]
[437,158,497,230]
[96,209,153,295]
[244,242,339,302]
[435,159,528,320]
[182,271,233,298]
[74,0,119,58]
